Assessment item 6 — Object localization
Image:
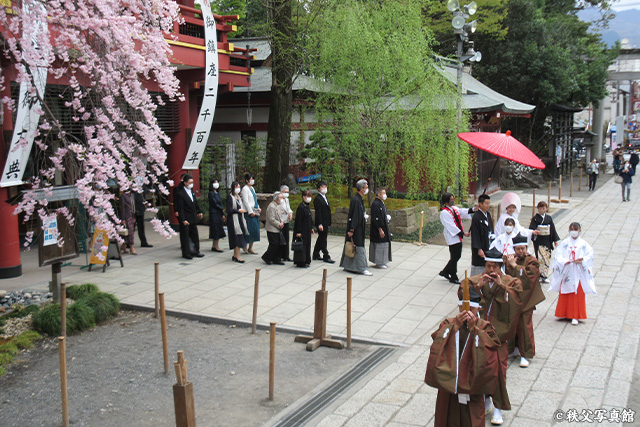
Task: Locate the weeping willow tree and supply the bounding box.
[304,0,471,197]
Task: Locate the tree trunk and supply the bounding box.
[264,0,294,192]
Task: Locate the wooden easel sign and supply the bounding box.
[88,228,122,272]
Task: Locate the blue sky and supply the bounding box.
[612,0,640,11]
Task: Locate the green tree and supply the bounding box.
[307,0,469,197]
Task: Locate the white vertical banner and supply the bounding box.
[182,0,219,170]
[1,0,48,187]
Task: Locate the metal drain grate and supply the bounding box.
[272,346,396,427]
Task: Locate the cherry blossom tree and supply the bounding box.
[0,0,183,247]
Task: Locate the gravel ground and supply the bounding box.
[0,311,372,427]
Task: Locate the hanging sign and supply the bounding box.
[0,0,48,187]
[182,0,219,170]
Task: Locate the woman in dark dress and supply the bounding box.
[293,190,314,268]
[369,187,392,268]
[226,181,248,263]
[528,201,560,282]
[208,179,226,252]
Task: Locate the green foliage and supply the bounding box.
[307,0,470,196]
[0,353,11,366]
[11,330,42,350]
[0,366,5,376]
[32,303,63,336]
[77,292,120,324]
[66,283,99,300]
[67,301,96,333]
[2,304,40,320]
[236,136,265,190]
[0,342,19,356]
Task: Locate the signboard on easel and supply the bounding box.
[89,228,109,265]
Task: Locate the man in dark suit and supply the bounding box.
[176,174,204,260]
[312,181,335,263]
[470,194,493,276]
[134,185,152,248]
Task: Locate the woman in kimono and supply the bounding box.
[490,217,517,256]
[208,179,226,252]
[494,192,537,239]
[340,179,372,276]
[549,222,596,325]
[369,187,392,269]
[226,181,248,263]
[528,201,560,282]
[293,190,314,268]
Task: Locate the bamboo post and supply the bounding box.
[570,173,574,197]
[269,322,276,401]
[558,175,562,200]
[173,350,195,427]
[159,292,169,374]
[322,268,327,292]
[154,262,160,318]
[346,277,352,350]
[252,268,261,334]
[418,211,424,244]
[59,336,69,427]
[60,282,66,337]
[579,168,582,191]
[548,181,552,207]
[531,189,536,220]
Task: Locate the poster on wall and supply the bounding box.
[0,0,48,187]
[42,217,59,247]
[182,0,219,170]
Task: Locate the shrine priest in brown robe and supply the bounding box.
[468,247,523,425]
[425,286,500,427]
[504,233,545,368]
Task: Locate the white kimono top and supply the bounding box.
[549,237,596,295]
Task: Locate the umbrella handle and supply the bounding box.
[483,157,500,195]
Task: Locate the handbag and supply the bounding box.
[344,239,356,258]
[614,174,623,184]
[292,238,304,252]
[278,230,287,246]
[188,238,198,256]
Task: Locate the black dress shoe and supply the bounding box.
[439,271,450,279]
[194,253,205,258]
[449,278,461,284]
[232,256,245,263]
[273,261,285,265]
[263,260,273,265]
[323,258,335,264]
[283,258,293,262]
[296,264,309,268]
[312,256,322,261]
[141,244,154,248]
[182,255,193,260]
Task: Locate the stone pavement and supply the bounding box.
[3,172,638,426]
[309,174,640,427]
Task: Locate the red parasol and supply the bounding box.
[458,130,545,194]
[458,130,545,169]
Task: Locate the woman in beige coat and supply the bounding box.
[261,192,285,265]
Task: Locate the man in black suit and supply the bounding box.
[176,174,204,260]
[312,181,335,263]
[470,194,493,276]
[134,184,152,248]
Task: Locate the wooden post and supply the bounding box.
[346,277,352,350]
[59,336,69,427]
[269,322,276,401]
[490,206,496,228]
[321,268,327,292]
[173,350,196,427]
[570,173,574,197]
[558,175,562,200]
[414,211,427,246]
[531,189,536,220]
[579,168,582,191]
[154,262,160,318]
[497,203,501,219]
[252,268,261,334]
[548,181,552,207]
[60,282,66,338]
[159,292,169,374]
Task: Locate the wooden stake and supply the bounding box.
[570,173,574,197]
[60,282,67,338]
[154,262,160,318]
[321,268,327,292]
[346,277,352,350]
[173,350,195,427]
[548,181,552,207]
[59,336,69,427]
[490,206,496,228]
[159,292,169,374]
[269,322,276,401]
[558,175,562,200]
[531,189,536,220]
[418,211,424,244]
[462,270,470,311]
[579,168,582,191]
[252,268,261,334]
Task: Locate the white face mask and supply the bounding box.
[249,179,255,185]
[304,197,312,204]
[570,230,580,239]
[213,183,219,189]
[504,225,514,233]
[187,183,194,190]
[234,187,241,194]
[282,192,289,198]
[382,194,387,200]
[320,188,327,195]
[363,188,369,195]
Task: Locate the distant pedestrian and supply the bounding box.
[620,160,634,202]
[439,192,475,284]
[470,194,493,276]
[588,158,599,191]
[528,201,560,282]
[293,190,314,268]
[612,152,622,174]
[241,173,261,254]
[134,178,152,248]
[369,187,392,269]
[549,222,595,325]
[226,181,248,263]
[176,174,204,260]
[630,150,639,173]
[313,181,335,264]
[279,185,294,262]
[120,189,137,255]
[340,179,371,276]
[262,192,285,265]
[208,179,226,252]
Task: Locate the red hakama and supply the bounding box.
[555,283,587,319]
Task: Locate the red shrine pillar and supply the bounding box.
[0,84,22,278]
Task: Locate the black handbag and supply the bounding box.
[278,231,287,246]
[292,238,304,252]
